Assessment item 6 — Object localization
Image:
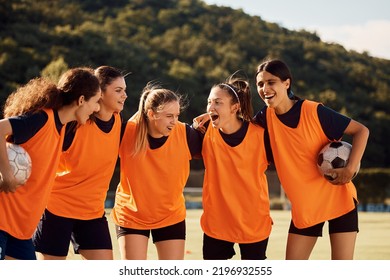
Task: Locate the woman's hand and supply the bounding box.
[192,113,210,134]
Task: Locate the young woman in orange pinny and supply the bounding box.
[195,76,272,260]
[0,68,101,260]
[33,66,127,260]
[254,59,369,259]
[111,83,202,260]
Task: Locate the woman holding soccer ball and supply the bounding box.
[254,59,369,259]
[110,82,202,260]
[0,67,101,260]
[33,66,128,260]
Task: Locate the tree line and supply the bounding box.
[1,0,389,168]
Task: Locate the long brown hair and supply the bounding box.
[3,67,100,118]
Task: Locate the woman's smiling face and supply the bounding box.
[256,70,290,111]
[147,100,180,138]
[207,87,239,130]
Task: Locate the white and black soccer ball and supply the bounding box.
[6,143,32,185]
[317,141,360,181]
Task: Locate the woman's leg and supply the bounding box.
[117,234,149,260]
[155,239,185,260]
[329,232,357,260]
[285,233,318,260]
[79,249,113,260]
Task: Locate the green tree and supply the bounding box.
[41,56,69,83]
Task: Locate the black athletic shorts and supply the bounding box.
[202,233,268,260]
[288,206,359,237]
[33,209,112,256]
[115,220,186,243]
[0,230,36,260]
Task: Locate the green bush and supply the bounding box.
[354,168,390,204]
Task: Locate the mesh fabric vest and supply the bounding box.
[0,109,64,239]
[201,122,272,243]
[267,100,357,228]
[111,121,191,229]
[47,113,121,219]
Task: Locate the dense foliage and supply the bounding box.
[1,0,389,168]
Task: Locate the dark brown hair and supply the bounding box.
[212,74,253,122]
[3,67,100,117]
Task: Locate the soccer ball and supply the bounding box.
[6,143,32,185]
[317,141,360,181]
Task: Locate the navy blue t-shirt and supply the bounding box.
[8,110,63,144]
[197,120,272,163]
[254,99,351,163]
[62,114,127,151]
[148,123,203,158]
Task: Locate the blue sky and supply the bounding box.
[203,0,390,60]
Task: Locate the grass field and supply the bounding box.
[68,209,390,260]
